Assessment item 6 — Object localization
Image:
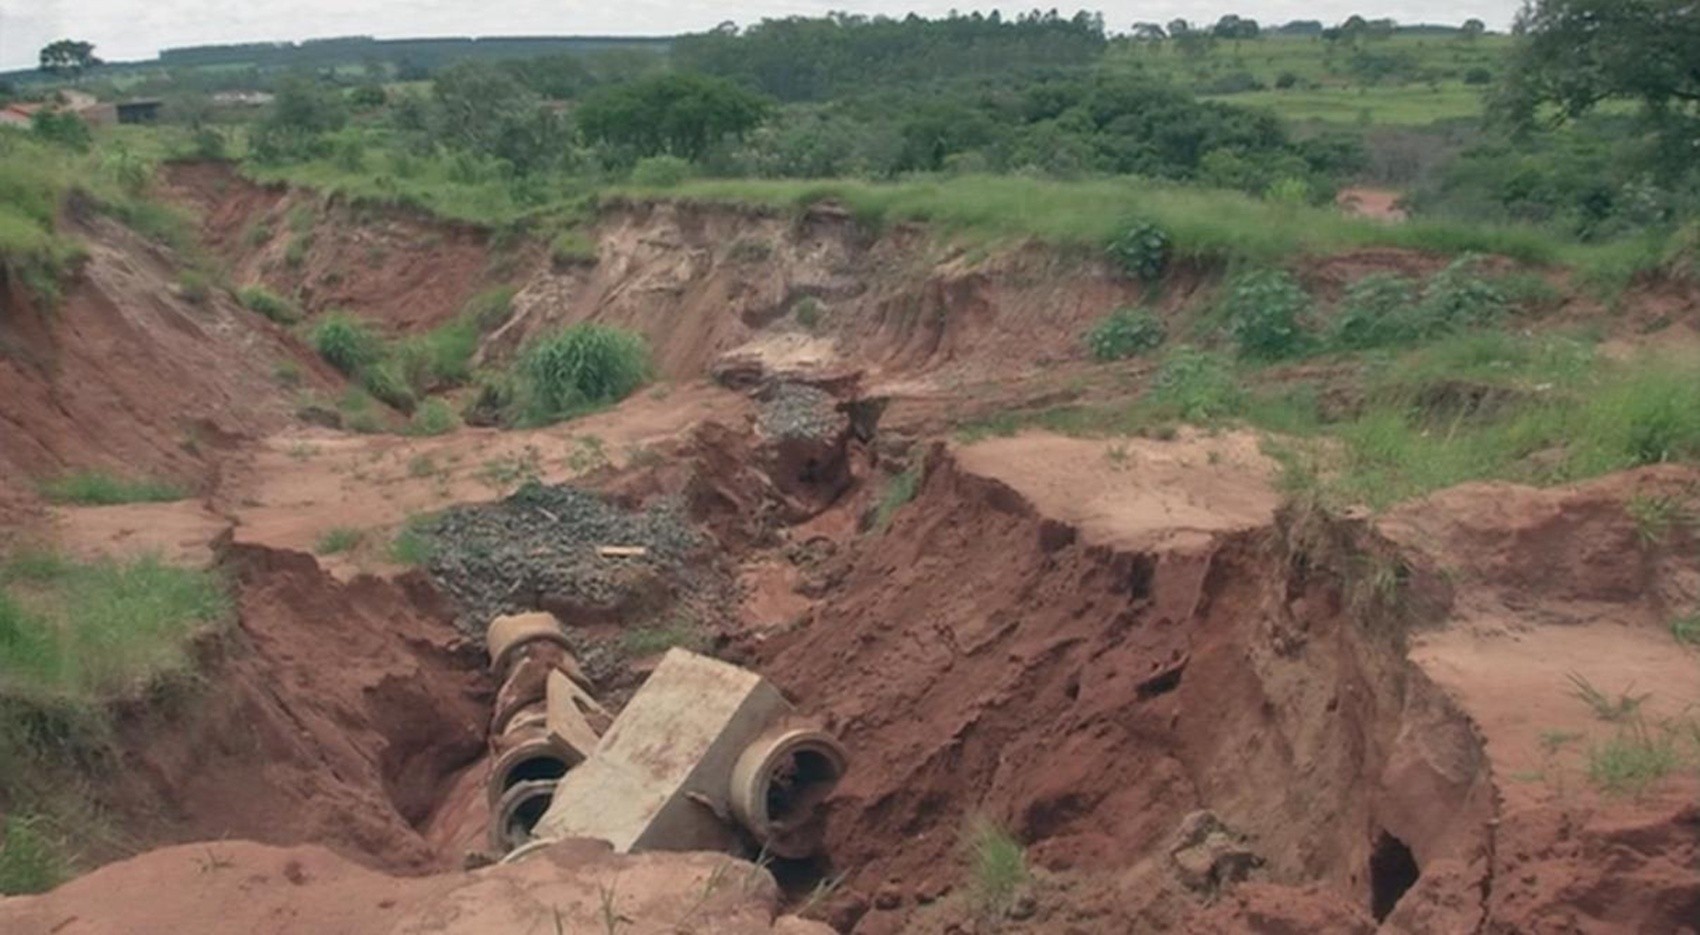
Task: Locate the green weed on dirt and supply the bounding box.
[0,814,68,895]
[40,471,186,506]
[314,527,364,555]
[962,817,1028,921]
[0,551,231,703]
[872,465,922,532]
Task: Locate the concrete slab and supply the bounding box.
[534,649,791,853]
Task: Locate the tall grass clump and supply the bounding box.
[309,311,384,375]
[872,465,922,532]
[237,285,300,324]
[518,324,651,424]
[0,551,231,702]
[962,817,1028,921]
[0,140,82,309]
[39,471,186,506]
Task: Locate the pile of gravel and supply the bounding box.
[757,383,843,441]
[420,482,703,636]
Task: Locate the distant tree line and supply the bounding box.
[673,11,1107,102]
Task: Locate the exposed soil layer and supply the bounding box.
[0,214,332,533]
[95,544,489,873]
[1381,467,1700,932]
[6,166,1700,934]
[750,435,1494,932]
[160,162,497,333]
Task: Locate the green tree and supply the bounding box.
[577,72,771,161]
[1497,0,1700,166]
[430,62,567,174]
[250,74,347,162]
[38,40,100,77]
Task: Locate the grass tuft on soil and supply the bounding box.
[962,816,1028,921]
[960,330,1700,511]
[39,471,187,506]
[0,551,231,704]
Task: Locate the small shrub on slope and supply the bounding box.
[310,312,383,375]
[1222,269,1313,360]
[1108,220,1172,283]
[1150,347,1243,421]
[1086,307,1167,360]
[1332,273,1421,349]
[237,286,300,324]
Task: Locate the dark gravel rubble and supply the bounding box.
[419,481,705,644]
[757,383,843,441]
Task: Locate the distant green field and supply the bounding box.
[1206,84,1488,125]
[1106,33,1511,125]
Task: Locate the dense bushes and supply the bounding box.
[1221,270,1313,359]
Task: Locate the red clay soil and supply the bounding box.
[1380,466,1700,932]
[750,443,1494,932]
[0,838,832,935]
[94,543,488,873]
[160,161,497,333]
[0,214,332,534]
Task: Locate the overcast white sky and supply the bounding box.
[1,1,1523,72]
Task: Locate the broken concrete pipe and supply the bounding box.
[729,727,849,859]
[520,648,849,861]
[483,612,604,853]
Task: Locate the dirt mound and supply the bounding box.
[160,161,497,334]
[0,214,330,531]
[0,838,831,934]
[750,434,1491,932]
[90,544,488,873]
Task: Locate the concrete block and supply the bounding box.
[534,649,791,853]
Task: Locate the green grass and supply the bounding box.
[551,229,598,266]
[405,398,459,436]
[957,330,1700,511]
[0,551,231,702]
[388,516,437,565]
[518,324,651,426]
[237,285,300,324]
[40,471,187,506]
[872,465,922,532]
[0,140,87,309]
[313,527,364,555]
[309,312,384,375]
[625,174,1590,267]
[0,814,68,895]
[962,817,1028,921]
[1672,613,1700,646]
[1586,724,1681,796]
